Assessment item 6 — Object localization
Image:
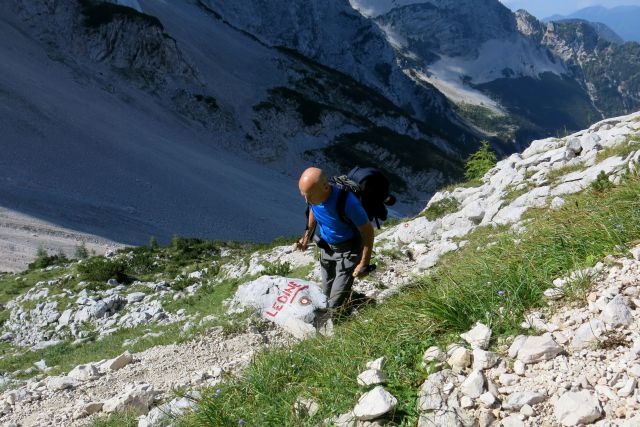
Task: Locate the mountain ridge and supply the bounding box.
[544,5,640,42]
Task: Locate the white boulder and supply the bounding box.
[103,383,156,414]
[352,386,397,421]
[460,322,492,350]
[231,276,327,339]
[553,390,602,426]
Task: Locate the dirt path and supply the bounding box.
[1,326,292,426]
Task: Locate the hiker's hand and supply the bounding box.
[295,237,308,251]
[353,263,371,278]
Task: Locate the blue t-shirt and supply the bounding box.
[310,186,369,244]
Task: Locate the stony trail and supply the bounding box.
[2,327,293,426]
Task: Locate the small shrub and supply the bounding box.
[464,140,497,181]
[28,247,68,270]
[77,257,127,283]
[74,244,89,260]
[421,197,460,220]
[591,171,613,193]
[148,236,159,250]
[171,276,198,292]
[263,261,292,277]
[127,250,158,276]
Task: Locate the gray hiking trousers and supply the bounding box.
[318,238,362,311]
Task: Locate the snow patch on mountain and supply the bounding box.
[349,0,426,17]
[110,0,142,13]
[429,37,567,85]
[410,70,504,112]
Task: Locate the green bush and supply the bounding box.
[464,140,497,181]
[148,236,159,250]
[591,171,613,193]
[263,261,292,277]
[74,244,90,260]
[77,257,128,283]
[28,248,68,270]
[171,276,198,292]
[127,249,159,276]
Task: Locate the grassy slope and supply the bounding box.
[182,174,640,427]
[6,170,640,427]
[0,237,302,378]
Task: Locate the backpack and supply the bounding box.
[331,166,396,229]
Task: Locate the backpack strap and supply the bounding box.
[336,188,350,225]
[304,203,317,237]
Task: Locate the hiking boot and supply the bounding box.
[313,309,334,337]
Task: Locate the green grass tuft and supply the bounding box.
[421,197,460,220]
[595,133,640,163]
[545,162,584,184]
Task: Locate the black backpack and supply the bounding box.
[331,167,396,229]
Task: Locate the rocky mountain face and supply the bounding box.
[518,12,640,122]
[198,0,480,155]
[352,0,640,147]
[0,0,485,269]
[547,19,624,45]
[545,5,640,43]
[0,112,639,426]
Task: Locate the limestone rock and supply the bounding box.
[479,391,496,407]
[139,393,199,426]
[104,352,134,372]
[46,376,77,391]
[357,369,388,386]
[365,357,385,371]
[601,295,633,327]
[472,349,498,370]
[509,334,563,364]
[69,364,100,381]
[352,386,397,421]
[447,347,471,369]
[502,415,526,427]
[460,322,492,350]
[460,370,485,398]
[126,292,146,304]
[503,391,546,411]
[294,398,319,419]
[553,390,602,426]
[103,383,156,414]
[571,319,606,350]
[231,276,327,339]
[422,346,444,365]
[418,370,453,411]
[550,196,566,209]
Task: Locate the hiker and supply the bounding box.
[295,167,374,314]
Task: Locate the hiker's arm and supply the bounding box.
[354,222,374,277]
[296,210,316,251]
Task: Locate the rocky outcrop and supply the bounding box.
[516,10,640,119]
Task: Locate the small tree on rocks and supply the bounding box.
[464,140,497,181]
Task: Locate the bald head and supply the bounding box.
[299,167,331,205]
